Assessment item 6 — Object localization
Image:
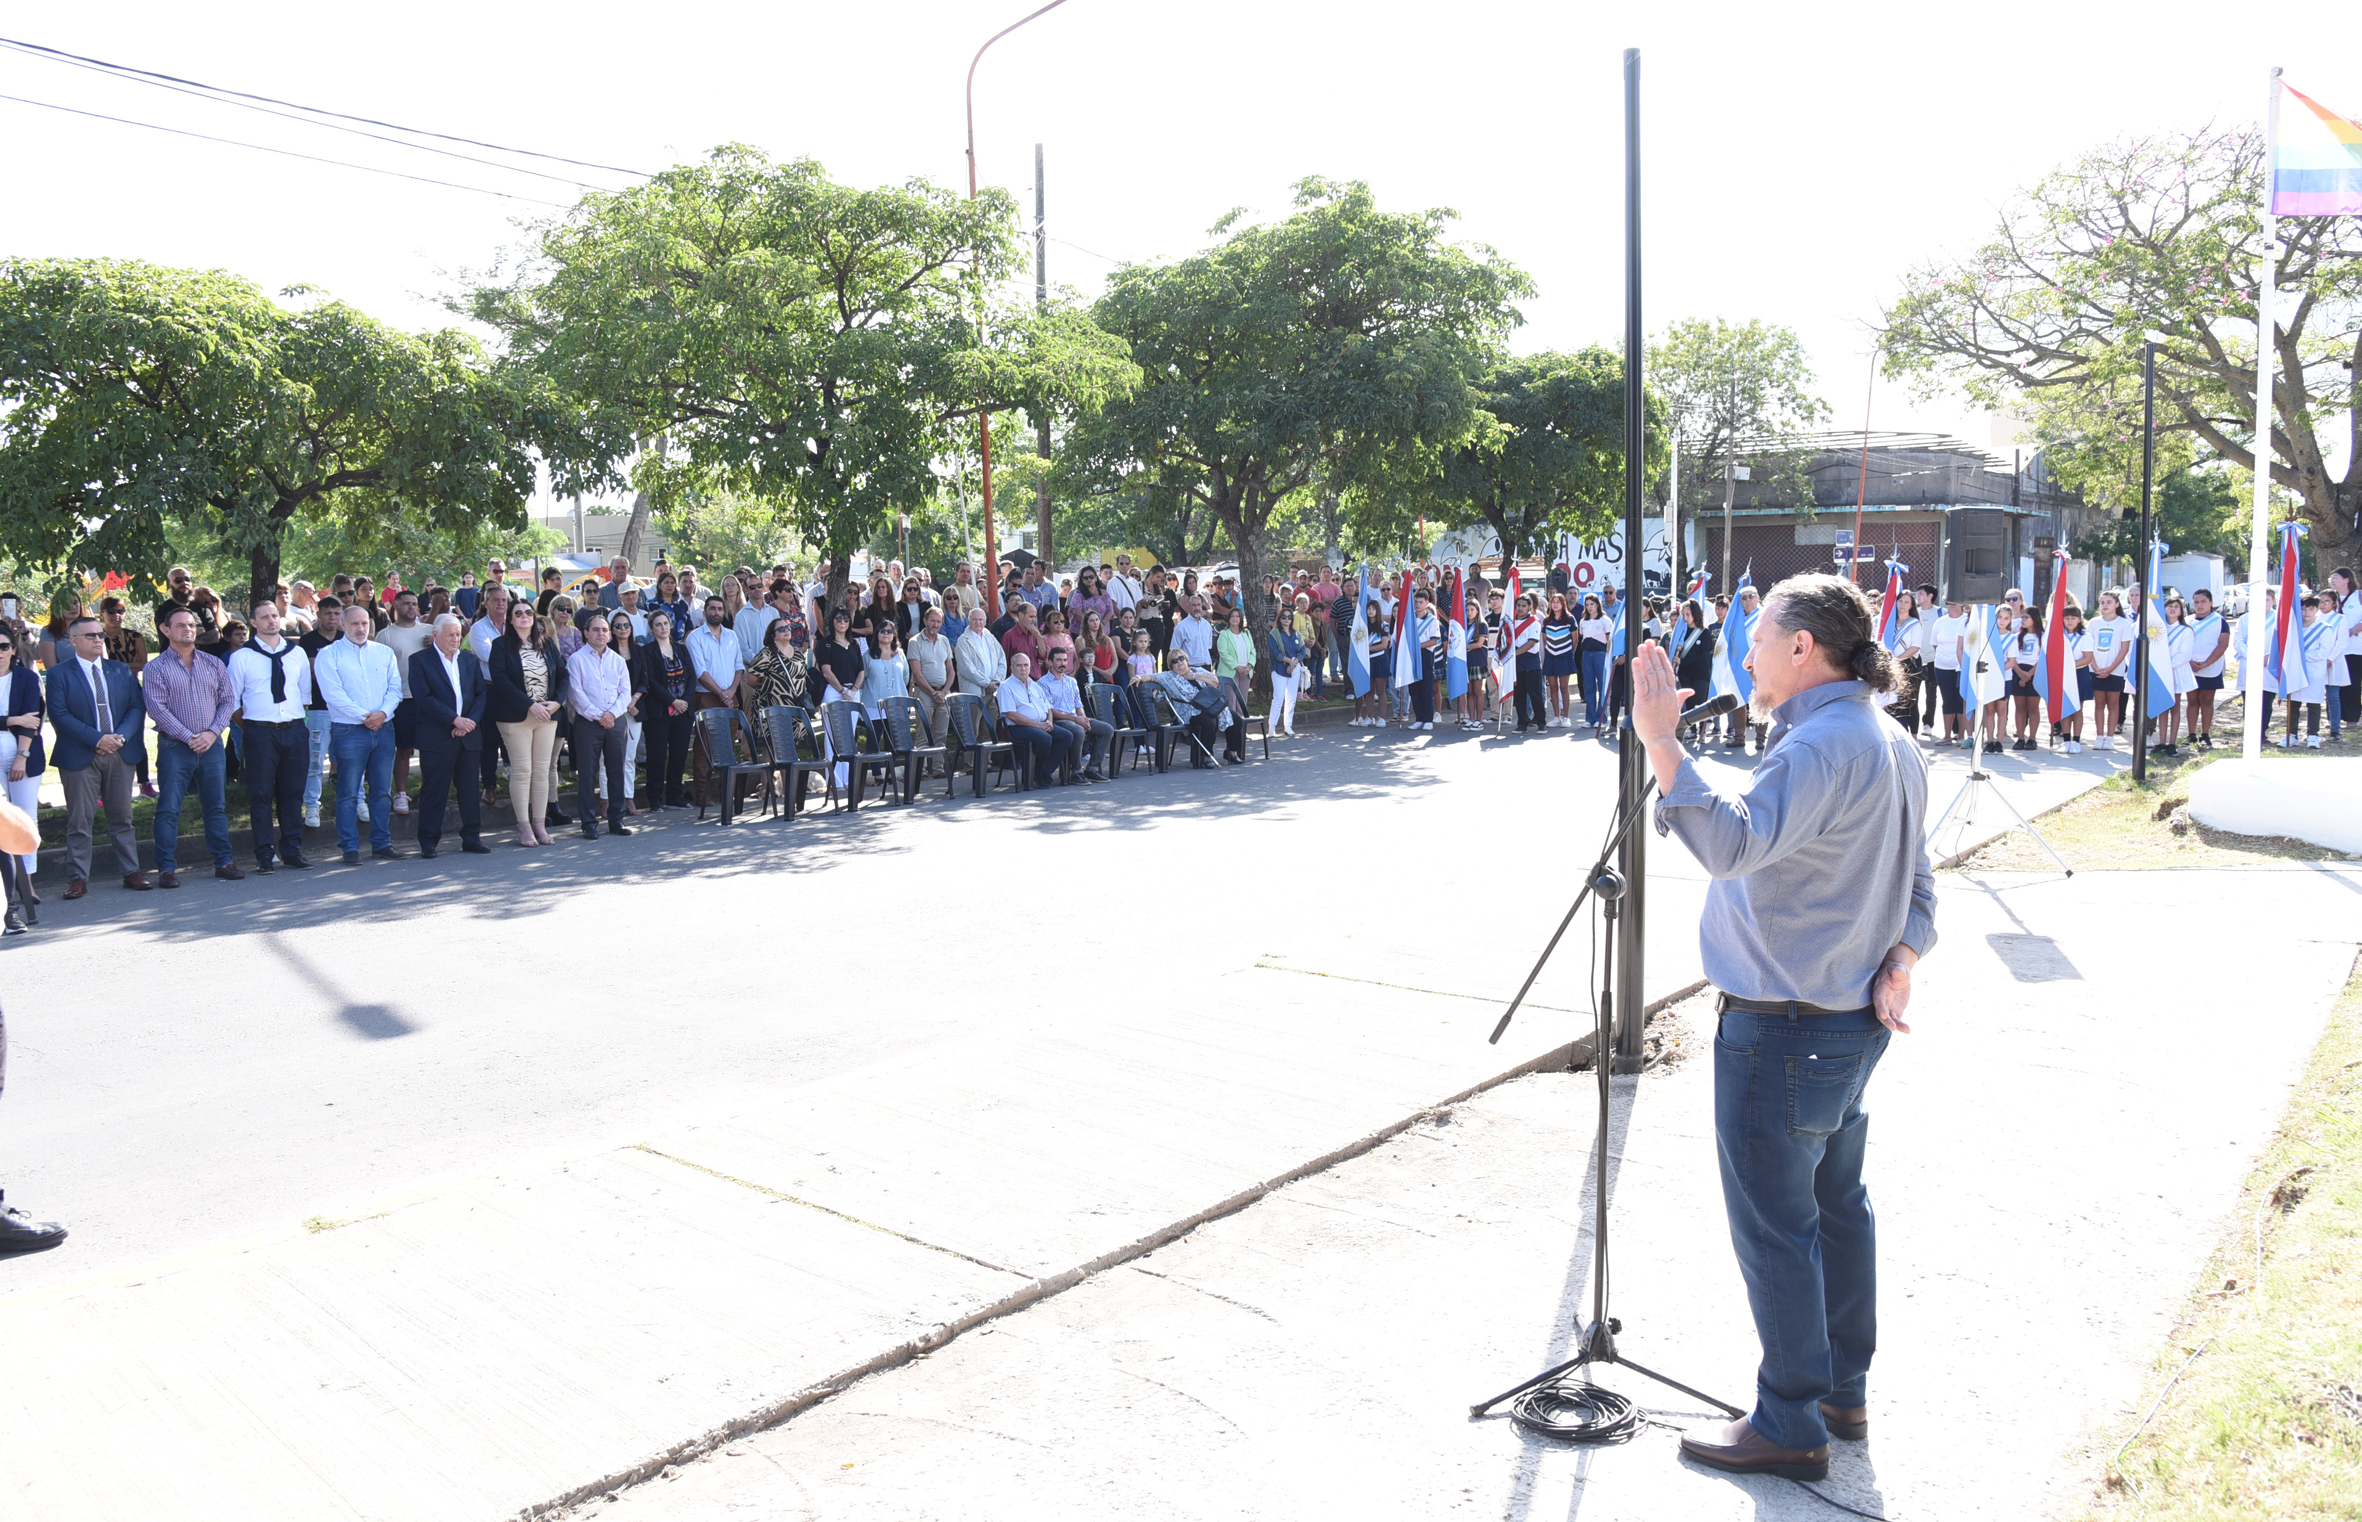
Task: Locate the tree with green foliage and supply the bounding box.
[2070,465,2246,565]
[0,258,555,610]
[1647,317,1828,508]
[1063,177,1529,653]
[1879,127,2362,566]
[471,147,1138,611]
[1422,349,1638,566]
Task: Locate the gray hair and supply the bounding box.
[433,613,465,634]
[1761,573,1896,692]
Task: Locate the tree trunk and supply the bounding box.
[619,488,652,571]
[248,540,281,621]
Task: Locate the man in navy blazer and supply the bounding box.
[407,614,491,857]
[46,615,149,896]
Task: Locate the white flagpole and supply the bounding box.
[2242,65,2283,760]
[1667,429,1681,604]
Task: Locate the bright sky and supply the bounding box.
[7,1,2355,517]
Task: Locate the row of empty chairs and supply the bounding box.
[693,687,1239,826]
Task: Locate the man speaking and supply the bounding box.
[1629,572,1936,1483]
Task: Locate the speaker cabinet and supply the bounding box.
[1943,508,2011,604]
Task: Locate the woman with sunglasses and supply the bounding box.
[488,600,568,847]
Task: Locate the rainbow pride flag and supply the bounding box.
[2275,82,2362,216]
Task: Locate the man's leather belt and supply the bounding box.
[1715,993,1872,1019]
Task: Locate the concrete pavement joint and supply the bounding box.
[626,1145,1031,1280]
[540,1027,1618,1519]
[1251,957,1589,1014]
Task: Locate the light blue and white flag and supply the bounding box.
[2139,540,2178,720]
[1348,570,1372,698]
[1710,578,1755,706]
[1964,604,2013,711]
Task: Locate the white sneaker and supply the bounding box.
[303,805,321,827]
[2308,735,2323,748]
[392,792,409,815]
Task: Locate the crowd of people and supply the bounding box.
[4,547,2355,938]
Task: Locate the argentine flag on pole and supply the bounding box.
[1347,571,1372,698]
[1710,578,1755,706]
[1444,569,1469,701]
[2033,550,2081,723]
[2140,540,2177,720]
[1391,571,1420,690]
[1964,605,2013,712]
[1491,565,1520,699]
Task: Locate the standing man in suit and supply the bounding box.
[46,615,148,898]
[408,615,492,858]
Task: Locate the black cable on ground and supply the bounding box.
[1505,1376,1640,1443]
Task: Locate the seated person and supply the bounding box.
[1037,646,1110,783]
[1149,651,1246,767]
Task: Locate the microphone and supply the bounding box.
[1676,692,1741,727]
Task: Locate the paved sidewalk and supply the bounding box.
[0,724,2126,1521]
[585,864,2362,1522]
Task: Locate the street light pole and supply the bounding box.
[965,0,1071,620]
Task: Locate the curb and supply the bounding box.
[525,976,1710,1519]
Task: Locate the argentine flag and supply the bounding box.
[1445,569,1469,700]
[2265,522,2323,703]
[1876,560,1911,652]
[1348,571,1372,698]
[2139,540,2178,720]
[1710,583,1755,706]
[1964,605,2013,712]
[1391,570,1421,690]
[2032,550,2081,722]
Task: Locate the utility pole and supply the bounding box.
[1035,142,1054,570]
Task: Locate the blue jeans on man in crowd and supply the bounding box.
[152,734,232,873]
[1580,648,1608,726]
[329,720,396,853]
[1713,1004,1891,1452]
[303,709,331,810]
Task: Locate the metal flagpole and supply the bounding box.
[2242,66,2282,760]
[1614,45,1649,1069]
[1667,429,1680,607]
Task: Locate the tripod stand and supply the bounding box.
[1474,767,1742,1431]
[1925,656,2073,875]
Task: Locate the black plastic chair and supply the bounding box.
[875,696,951,803]
[1127,684,1182,772]
[761,704,832,817]
[820,701,900,811]
[1151,686,1220,767]
[696,708,775,826]
[1086,684,1146,777]
[943,693,1016,797]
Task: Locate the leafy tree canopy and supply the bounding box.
[0,258,552,609]
[1646,316,1827,511]
[1063,177,1530,644]
[471,146,1139,609]
[1879,127,2362,563]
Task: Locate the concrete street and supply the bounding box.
[0,717,2150,1518]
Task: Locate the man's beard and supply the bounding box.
[1748,692,1776,726]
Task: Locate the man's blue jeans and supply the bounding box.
[303,709,331,809]
[1713,1004,1890,1451]
[153,735,231,872]
[329,721,396,852]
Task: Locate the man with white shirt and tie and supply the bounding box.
[46,615,149,897]
[567,609,636,840]
[227,599,313,872]
[313,603,407,865]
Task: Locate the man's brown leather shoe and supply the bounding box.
[62,878,86,901]
[214,863,245,881]
[122,872,152,891]
[1679,1418,1828,1481]
[156,869,180,889]
[1821,1402,1868,1440]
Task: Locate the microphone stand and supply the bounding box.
[1473,703,1743,1426]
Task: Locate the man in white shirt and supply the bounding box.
[954,605,1007,697]
[684,595,741,811]
[1038,646,1110,782]
[907,605,957,771]
[285,580,320,634]
[566,609,636,838]
[1170,596,1215,669]
[735,579,780,664]
[998,652,1079,786]
[228,598,313,872]
[1108,554,1143,614]
[375,588,433,817]
[313,603,406,863]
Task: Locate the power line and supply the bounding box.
[0,34,654,179]
[0,92,571,208]
[0,38,622,191]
